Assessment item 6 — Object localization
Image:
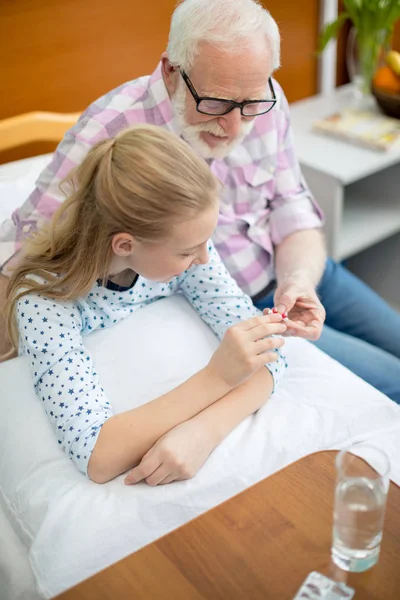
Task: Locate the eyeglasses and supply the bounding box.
[180,69,276,117]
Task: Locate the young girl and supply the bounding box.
[5,124,287,485]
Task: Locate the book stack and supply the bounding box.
[313,109,400,151]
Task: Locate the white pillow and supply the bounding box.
[0,154,53,224]
[1,295,399,598]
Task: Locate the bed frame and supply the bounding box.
[0,112,80,153]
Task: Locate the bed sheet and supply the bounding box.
[0,154,52,223]
[0,154,52,600]
[1,295,400,598]
[1,154,400,598]
[0,503,42,600]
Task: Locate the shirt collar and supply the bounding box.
[148,62,182,137]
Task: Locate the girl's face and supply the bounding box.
[111,202,219,283]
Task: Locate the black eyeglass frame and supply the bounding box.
[179,69,277,117]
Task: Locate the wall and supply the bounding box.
[0,0,320,162]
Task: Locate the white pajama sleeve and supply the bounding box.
[178,241,288,391]
[17,293,113,475]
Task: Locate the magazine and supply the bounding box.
[313,109,400,151]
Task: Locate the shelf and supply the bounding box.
[338,167,400,260]
[290,85,400,186]
[339,195,400,260]
[291,86,400,309]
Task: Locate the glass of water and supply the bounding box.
[332,443,390,573]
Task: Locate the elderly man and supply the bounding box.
[1,0,400,402]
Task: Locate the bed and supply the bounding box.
[1,150,400,600]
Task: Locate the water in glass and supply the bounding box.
[332,476,386,572]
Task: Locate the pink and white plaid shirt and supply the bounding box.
[0,63,323,297]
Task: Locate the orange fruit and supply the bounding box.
[372,65,400,94]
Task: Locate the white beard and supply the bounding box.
[171,79,255,160]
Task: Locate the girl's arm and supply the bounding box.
[97,243,289,485]
[88,366,230,482]
[178,241,288,392]
[124,366,273,485]
[192,365,274,446]
[88,311,284,483]
[17,292,284,484]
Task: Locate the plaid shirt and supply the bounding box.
[0,63,323,297]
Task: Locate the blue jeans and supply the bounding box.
[254,259,400,404]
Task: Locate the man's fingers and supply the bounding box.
[295,320,306,328]
[285,320,322,341]
[274,290,298,314]
[287,302,325,320]
[295,300,318,308]
[275,303,287,314]
[309,320,323,340]
[296,326,321,341]
[281,317,305,329]
[293,299,324,311]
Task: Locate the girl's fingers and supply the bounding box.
[247,322,287,341]
[254,336,285,354]
[144,464,170,487]
[124,451,160,485]
[284,329,297,337]
[158,474,177,485]
[237,312,283,331]
[256,351,279,365]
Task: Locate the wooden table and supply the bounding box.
[56,451,400,600]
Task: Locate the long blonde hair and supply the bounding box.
[5,124,219,349]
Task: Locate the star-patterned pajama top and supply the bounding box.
[16,242,287,476]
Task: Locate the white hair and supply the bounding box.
[167,0,280,72]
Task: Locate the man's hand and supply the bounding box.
[272,279,325,341]
[124,418,216,486]
[272,229,327,340]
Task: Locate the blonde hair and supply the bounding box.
[5,124,219,350]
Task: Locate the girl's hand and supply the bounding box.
[124,419,215,486]
[207,313,286,389]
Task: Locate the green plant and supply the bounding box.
[319,0,400,54]
[319,0,400,93]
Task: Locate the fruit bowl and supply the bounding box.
[372,51,400,119]
[371,85,400,119]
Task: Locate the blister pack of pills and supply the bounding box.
[293,571,355,600]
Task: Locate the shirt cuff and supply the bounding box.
[269,196,324,246]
